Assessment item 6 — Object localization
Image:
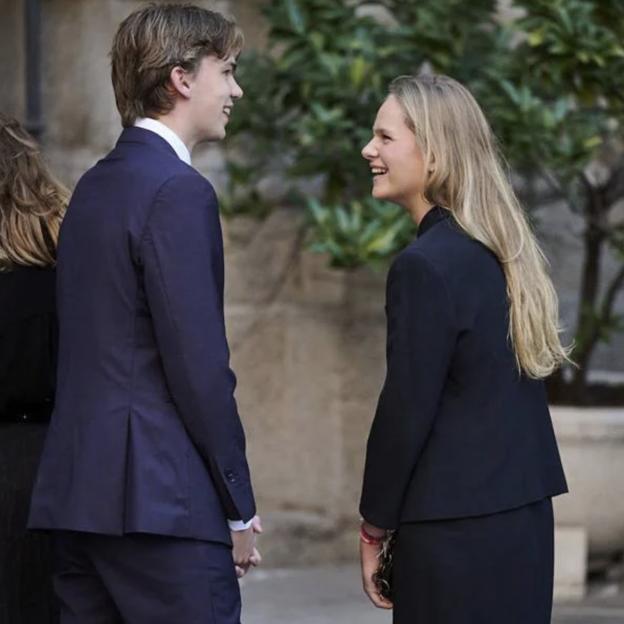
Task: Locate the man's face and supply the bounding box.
[187,54,243,142]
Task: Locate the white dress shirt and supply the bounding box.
[133,117,253,533]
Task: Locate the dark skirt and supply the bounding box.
[393,498,554,624]
[0,423,58,624]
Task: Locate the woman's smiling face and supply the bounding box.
[361,95,429,211]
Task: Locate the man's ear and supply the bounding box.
[168,66,192,100]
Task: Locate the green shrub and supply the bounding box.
[307,197,415,269]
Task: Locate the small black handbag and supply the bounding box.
[373,530,397,601]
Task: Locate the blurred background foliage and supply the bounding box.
[224,0,624,399]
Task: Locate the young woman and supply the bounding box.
[358,74,570,623]
[0,114,67,623]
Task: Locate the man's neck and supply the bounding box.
[153,114,196,154]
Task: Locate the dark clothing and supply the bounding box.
[359,207,567,620]
[0,266,58,623]
[360,207,567,529]
[28,127,256,545]
[0,266,56,421]
[0,425,57,624]
[392,498,555,624]
[28,127,255,621]
[53,532,241,624]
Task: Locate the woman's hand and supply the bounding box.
[360,522,393,610]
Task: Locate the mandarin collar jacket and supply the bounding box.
[360,205,567,529]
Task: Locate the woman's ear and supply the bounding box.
[427,153,436,175]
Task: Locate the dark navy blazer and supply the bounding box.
[360,207,567,530]
[29,128,255,545]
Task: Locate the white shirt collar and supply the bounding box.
[134,118,191,165]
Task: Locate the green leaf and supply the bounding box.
[527,29,545,47]
[285,0,306,34]
[349,56,367,89]
[583,136,603,149]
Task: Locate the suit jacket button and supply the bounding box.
[225,470,237,483]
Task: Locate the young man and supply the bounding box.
[28,5,259,622]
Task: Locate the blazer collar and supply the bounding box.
[133,118,191,165]
[115,126,179,160]
[417,205,451,237]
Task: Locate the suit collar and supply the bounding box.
[115,126,179,160]
[133,118,191,165]
[417,205,451,237]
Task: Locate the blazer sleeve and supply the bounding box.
[359,250,458,529]
[141,172,255,523]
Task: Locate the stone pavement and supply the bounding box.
[240,564,624,624]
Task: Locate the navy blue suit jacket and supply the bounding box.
[360,207,567,530]
[29,128,255,545]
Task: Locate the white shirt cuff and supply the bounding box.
[228,519,253,531]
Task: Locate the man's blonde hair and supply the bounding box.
[390,74,573,379]
[111,3,243,127]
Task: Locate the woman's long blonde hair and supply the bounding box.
[390,74,572,378]
[0,115,68,269]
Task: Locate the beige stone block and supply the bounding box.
[229,304,345,514]
[554,525,588,602]
[225,209,306,304]
[42,0,120,151]
[338,321,385,517]
[552,407,624,557]
[223,210,388,523]
[222,210,388,525]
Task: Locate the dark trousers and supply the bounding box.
[393,498,554,624]
[53,531,240,624]
[0,423,58,624]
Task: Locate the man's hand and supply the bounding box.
[231,526,255,571]
[360,523,393,610]
[232,515,263,578]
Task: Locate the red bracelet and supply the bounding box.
[360,524,384,545]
